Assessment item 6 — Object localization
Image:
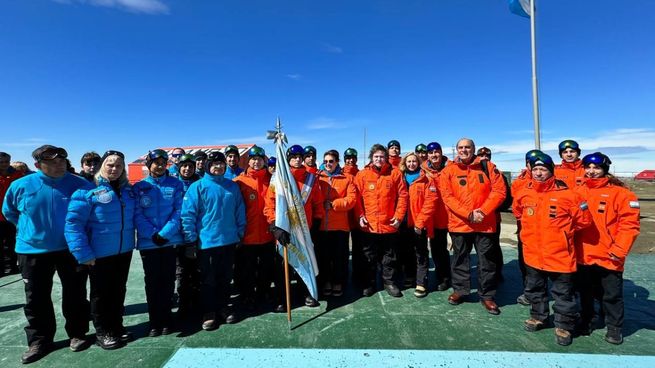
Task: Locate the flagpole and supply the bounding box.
[283,244,292,329]
[530,0,541,149]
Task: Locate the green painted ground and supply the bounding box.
[1,247,653,367]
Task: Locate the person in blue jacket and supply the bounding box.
[181,151,246,330]
[174,153,201,317]
[223,145,244,180]
[2,145,94,364]
[167,147,185,179]
[65,150,136,351]
[133,149,185,337]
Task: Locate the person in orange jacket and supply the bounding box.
[511,149,542,306]
[513,152,592,346]
[342,148,365,288]
[303,146,318,175]
[421,142,451,292]
[414,143,428,164]
[574,152,640,345]
[439,138,506,315]
[0,151,24,275]
[315,149,357,297]
[554,139,585,188]
[387,140,401,169]
[233,146,275,311]
[264,144,324,310]
[398,152,438,298]
[353,144,408,297]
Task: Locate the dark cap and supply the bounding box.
[32,145,68,162]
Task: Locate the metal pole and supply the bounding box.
[530,0,541,149]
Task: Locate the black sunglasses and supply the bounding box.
[103,150,125,160]
[39,148,68,161]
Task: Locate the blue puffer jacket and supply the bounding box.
[133,174,184,250]
[65,179,136,264]
[224,166,244,180]
[181,173,246,249]
[179,174,200,193]
[2,171,93,254]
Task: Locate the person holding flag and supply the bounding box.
[264,142,324,313]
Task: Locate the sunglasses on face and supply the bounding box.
[324,159,335,164]
[171,153,183,158]
[39,148,68,161]
[84,159,100,166]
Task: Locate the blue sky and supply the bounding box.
[1,0,654,174]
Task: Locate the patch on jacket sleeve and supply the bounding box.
[579,202,588,211]
[629,201,640,209]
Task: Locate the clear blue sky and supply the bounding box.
[1,0,654,173]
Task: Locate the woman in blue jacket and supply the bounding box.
[181,151,246,331]
[65,150,136,350]
[134,149,185,337]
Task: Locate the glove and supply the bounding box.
[272,227,291,245]
[311,219,322,233]
[152,233,169,247]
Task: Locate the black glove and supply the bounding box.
[272,227,290,245]
[311,219,322,233]
[152,233,169,247]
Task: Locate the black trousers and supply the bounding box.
[516,221,527,286]
[0,221,18,273]
[199,244,236,315]
[315,231,350,287]
[576,264,624,332]
[525,265,577,331]
[430,228,451,284]
[234,242,275,301]
[18,251,89,346]
[491,218,504,276]
[141,247,177,329]
[350,229,366,286]
[361,232,399,287]
[398,225,429,287]
[89,252,132,336]
[450,232,498,299]
[176,244,201,312]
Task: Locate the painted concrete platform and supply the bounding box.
[1,246,654,367]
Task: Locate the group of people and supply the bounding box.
[0,137,640,364]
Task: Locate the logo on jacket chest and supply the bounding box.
[95,189,112,204]
[249,193,256,201]
[140,195,152,208]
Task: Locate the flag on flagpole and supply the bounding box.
[509,0,531,18]
[271,132,320,300]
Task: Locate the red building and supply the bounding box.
[127,144,256,183]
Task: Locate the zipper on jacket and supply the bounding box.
[119,193,125,254]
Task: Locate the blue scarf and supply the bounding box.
[404,170,420,186]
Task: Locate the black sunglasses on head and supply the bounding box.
[39,148,68,161]
[103,150,125,160]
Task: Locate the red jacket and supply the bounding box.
[438,156,506,233]
[574,178,640,271]
[405,170,438,237]
[388,155,401,169]
[317,169,357,231]
[234,168,274,245]
[555,160,585,189]
[511,169,531,198]
[305,165,319,175]
[342,165,361,230]
[264,166,324,227]
[354,163,408,234]
[421,160,449,230]
[512,177,592,273]
[1,168,23,222]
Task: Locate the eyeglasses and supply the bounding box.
[83,159,100,166]
[39,148,68,161]
[324,159,335,164]
[171,153,183,158]
[103,150,125,159]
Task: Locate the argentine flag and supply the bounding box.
[509,0,531,18]
[272,137,320,300]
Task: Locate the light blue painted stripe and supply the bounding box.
[164,348,655,368]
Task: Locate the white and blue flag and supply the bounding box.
[509,0,532,18]
[271,132,319,300]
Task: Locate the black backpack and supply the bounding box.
[480,160,512,212]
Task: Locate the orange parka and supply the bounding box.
[388,155,401,169]
[554,160,585,189]
[404,170,439,238]
[510,169,531,198]
[512,177,592,273]
[264,166,324,227]
[574,177,640,271]
[342,165,361,230]
[354,163,408,234]
[317,169,357,232]
[420,160,449,230]
[234,168,274,245]
[438,156,506,233]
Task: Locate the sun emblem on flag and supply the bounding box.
[287,208,301,228]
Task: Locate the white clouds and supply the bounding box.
[53,0,169,15]
[286,74,302,80]
[0,138,48,148]
[322,43,343,54]
[306,117,344,130]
